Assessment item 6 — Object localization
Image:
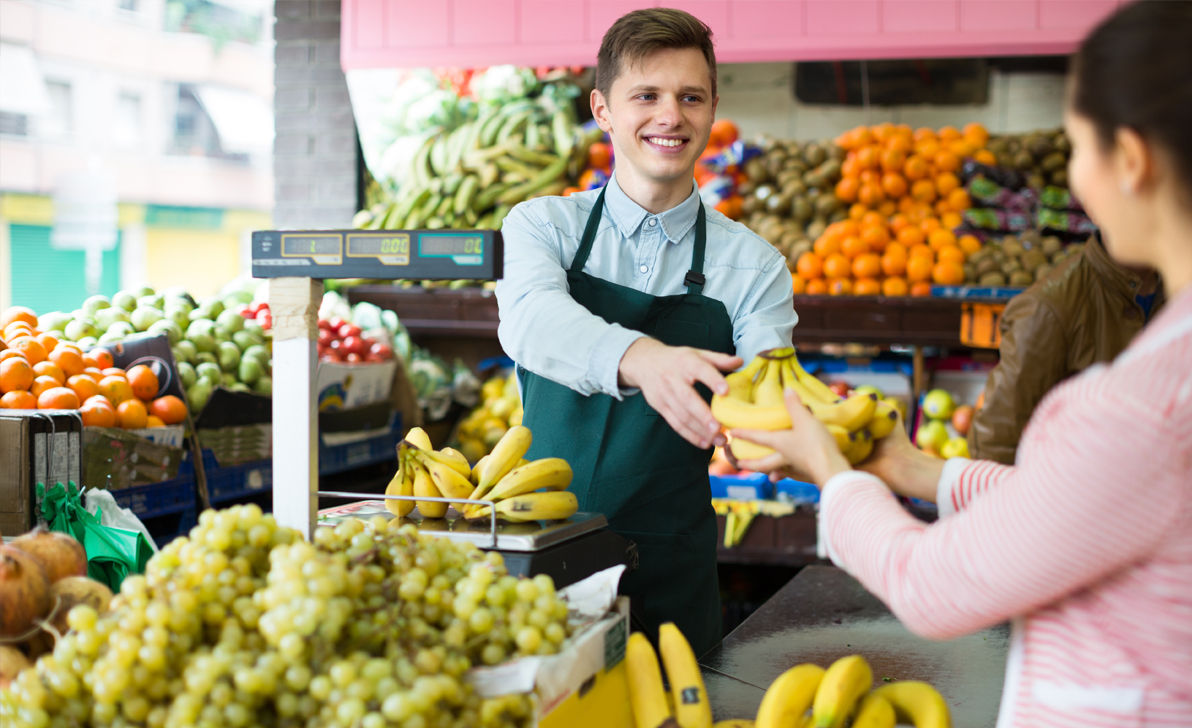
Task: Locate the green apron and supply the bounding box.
[518,186,734,656]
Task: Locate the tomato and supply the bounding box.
[368,341,394,361]
[337,322,362,339]
[341,336,366,356]
[317,329,334,346]
[344,352,363,364]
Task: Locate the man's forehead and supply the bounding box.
[614,49,714,91]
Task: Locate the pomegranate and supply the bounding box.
[11,527,87,584]
[0,644,31,689]
[0,544,51,639]
[47,576,113,635]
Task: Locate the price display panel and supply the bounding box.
[251,229,502,280]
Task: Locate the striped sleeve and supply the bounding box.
[936,458,1015,516]
[819,372,1185,641]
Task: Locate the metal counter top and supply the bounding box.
[700,565,1009,726]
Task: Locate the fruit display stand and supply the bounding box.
[700,564,1008,724]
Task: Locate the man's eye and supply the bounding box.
[637,93,656,101]
[683,95,702,103]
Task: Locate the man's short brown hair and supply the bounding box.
[595,8,717,99]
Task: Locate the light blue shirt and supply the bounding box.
[495,173,797,399]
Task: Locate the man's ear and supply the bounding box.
[591,88,613,133]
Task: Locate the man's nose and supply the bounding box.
[654,95,682,126]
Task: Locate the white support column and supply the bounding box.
[269,277,322,539]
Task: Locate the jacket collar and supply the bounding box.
[604,173,700,245]
[1084,233,1157,299]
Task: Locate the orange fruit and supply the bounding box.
[836,220,860,237]
[910,179,937,203]
[83,348,114,370]
[116,398,148,429]
[859,168,881,187]
[909,244,935,261]
[928,228,957,251]
[882,277,909,296]
[958,234,982,256]
[47,344,85,377]
[859,211,885,229]
[920,217,942,234]
[0,357,34,394]
[913,127,937,142]
[31,375,61,399]
[31,361,65,385]
[813,234,842,258]
[880,172,907,199]
[848,202,869,221]
[67,374,101,402]
[149,395,188,425]
[937,245,966,265]
[98,375,134,404]
[127,364,160,401]
[3,322,36,342]
[854,278,882,296]
[948,188,971,211]
[79,397,117,428]
[949,139,976,157]
[903,155,929,181]
[934,198,953,216]
[932,260,966,286]
[852,253,882,279]
[910,281,934,297]
[0,306,38,330]
[857,183,884,207]
[897,226,925,248]
[915,139,941,160]
[805,278,829,296]
[906,256,933,283]
[37,386,80,410]
[827,278,854,296]
[856,146,880,170]
[860,226,890,252]
[835,177,860,203]
[823,253,852,280]
[880,147,907,173]
[841,236,870,259]
[885,241,908,259]
[35,332,59,354]
[941,211,964,229]
[6,336,47,365]
[0,390,37,409]
[888,214,910,233]
[963,122,989,146]
[796,252,824,280]
[145,415,166,428]
[0,349,25,363]
[881,252,907,277]
[974,149,997,166]
[709,119,740,147]
[791,273,807,295]
[934,150,961,174]
[935,172,960,196]
[877,200,897,217]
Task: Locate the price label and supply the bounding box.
[960,302,1005,349]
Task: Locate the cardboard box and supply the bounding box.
[0,410,83,534]
[316,359,397,411]
[82,425,187,490]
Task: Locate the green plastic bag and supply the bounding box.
[38,482,154,592]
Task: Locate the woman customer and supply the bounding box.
[733,2,1192,725]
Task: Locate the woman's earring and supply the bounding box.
[1120,180,1134,195]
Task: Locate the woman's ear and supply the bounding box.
[1114,126,1152,195]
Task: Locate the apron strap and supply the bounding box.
[571,183,709,296]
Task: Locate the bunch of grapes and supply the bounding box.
[0,505,573,728]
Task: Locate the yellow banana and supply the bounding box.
[468,490,577,522]
[851,693,896,728]
[712,721,755,728]
[844,428,874,466]
[725,369,757,401]
[658,622,712,728]
[803,390,878,431]
[482,457,572,502]
[866,400,899,439]
[384,456,415,517]
[785,356,842,405]
[755,663,825,728]
[411,461,448,519]
[411,449,476,501]
[811,654,873,728]
[825,424,851,452]
[726,436,775,462]
[403,426,433,450]
[751,358,785,408]
[868,681,951,728]
[435,446,473,478]
[470,454,489,485]
[625,632,673,728]
[710,395,790,430]
[471,424,532,500]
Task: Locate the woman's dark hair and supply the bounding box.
[1071,0,1192,191]
[595,8,717,99]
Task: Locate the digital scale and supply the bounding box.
[252,228,627,584]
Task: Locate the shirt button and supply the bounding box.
[647,218,657,227]
[639,265,648,274]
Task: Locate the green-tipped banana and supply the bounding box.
[658,622,712,728]
[812,655,873,728]
[866,401,899,439]
[411,461,447,519]
[482,457,572,502]
[755,663,826,728]
[471,425,532,500]
[868,681,951,728]
[411,449,475,501]
[851,693,896,728]
[468,490,577,522]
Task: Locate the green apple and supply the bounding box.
[921,388,956,421]
[193,351,217,367]
[75,336,98,350]
[221,372,237,387]
[177,361,197,389]
[237,357,264,385]
[64,318,98,341]
[853,384,885,400]
[81,294,111,316]
[186,380,212,412]
[215,309,245,336]
[195,362,223,387]
[137,293,164,311]
[110,290,139,312]
[162,287,196,307]
[217,341,241,372]
[915,419,949,452]
[226,382,251,393]
[132,285,156,298]
[172,340,197,364]
[242,319,265,337]
[253,376,272,397]
[38,311,72,333]
[94,307,130,331]
[186,320,217,353]
[148,319,182,345]
[130,306,163,332]
[242,344,270,364]
[164,306,192,329]
[940,437,971,459]
[104,320,135,339]
[232,329,263,351]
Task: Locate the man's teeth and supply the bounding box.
[648,137,684,147]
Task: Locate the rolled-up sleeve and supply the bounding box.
[495,201,645,398]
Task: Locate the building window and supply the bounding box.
[0,112,29,136]
[115,91,142,147]
[118,0,139,10]
[42,79,73,139]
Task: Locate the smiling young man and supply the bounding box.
[494,7,796,654]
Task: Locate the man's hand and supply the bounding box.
[618,338,742,449]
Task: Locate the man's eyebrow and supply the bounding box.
[624,84,709,96]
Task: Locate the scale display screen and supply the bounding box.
[252,229,502,280]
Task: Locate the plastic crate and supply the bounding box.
[318,414,402,476]
[709,472,773,500]
[202,450,273,505]
[106,462,197,519]
[775,478,820,505]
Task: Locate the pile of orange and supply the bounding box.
[793,123,993,297]
[0,306,188,429]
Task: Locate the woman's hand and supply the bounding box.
[857,410,945,502]
[730,388,851,486]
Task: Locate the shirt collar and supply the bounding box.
[604,173,701,245]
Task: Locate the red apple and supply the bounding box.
[828,380,851,398]
[951,405,975,436]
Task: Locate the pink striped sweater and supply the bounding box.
[819,286,1192,727]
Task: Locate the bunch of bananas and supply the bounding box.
[710,348,900,466]
[354,100,602,232]
[386,425,579,523]
[626,623,719,728]
[711,499,797,548]
[747,654,951,728]
[454,371,524,463]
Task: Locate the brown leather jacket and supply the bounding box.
[967,236,1163,464]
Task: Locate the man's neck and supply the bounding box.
[614,171,693,214]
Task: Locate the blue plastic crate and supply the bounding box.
[709,472,773,500]
[202,450,273,505]
[318,414,402,476]
[107,471,197,519]
[774,478,820,504]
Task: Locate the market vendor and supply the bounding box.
[731,2,1192,724]
[494,7,796,655]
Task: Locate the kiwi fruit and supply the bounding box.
[1001,238,1025,257]
[803,143,827,166]
[792,198,813,223]
[744,158,769,182]
[1041,152,1067,172]
[1009,271,1035,287]
[1041,236,1063,257]
[979,271,1008,287]
[975,257,1001,277]
[1021,249,1048,272]
[765,193,791,215]
[805,220,827,241]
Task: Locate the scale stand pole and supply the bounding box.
[269,277,323,539]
